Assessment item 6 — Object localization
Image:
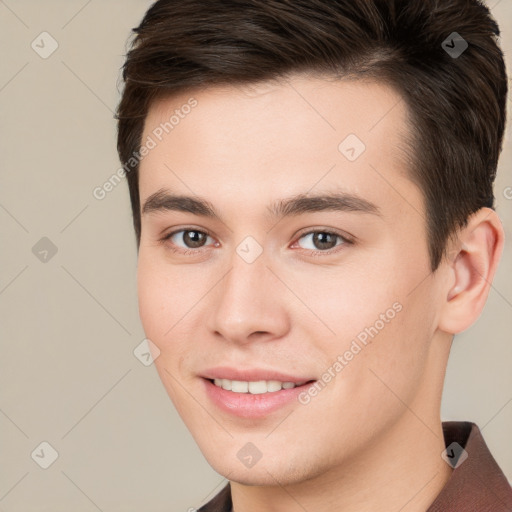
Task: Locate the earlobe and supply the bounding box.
[438,208,504,334]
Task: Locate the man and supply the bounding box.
[115,0,512,510]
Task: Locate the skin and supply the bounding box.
[136,74,504,512]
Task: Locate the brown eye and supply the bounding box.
[296,231,346,252]
[162,229,215,252]
[179,230,208,248]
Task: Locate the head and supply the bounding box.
[116,0,507,486]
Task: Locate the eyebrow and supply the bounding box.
[141,188,381,222]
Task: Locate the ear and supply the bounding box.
[438,208,505,334]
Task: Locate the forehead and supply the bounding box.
[143,75,410,148]
[138,75,420,222]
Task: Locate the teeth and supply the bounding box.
[231,380,249,393]
[267,380,284,392]
[212,379,306,394]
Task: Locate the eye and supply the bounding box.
[160,228,216,253]
[159,227,353,257]
[293,229,352,256]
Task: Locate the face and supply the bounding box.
[137,75,450,486]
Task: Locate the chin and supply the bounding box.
[215,467,299,487]
[226,472,277,486]
[204,452,319,487]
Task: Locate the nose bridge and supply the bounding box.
[208,246,286,342]
[220,249,270,319]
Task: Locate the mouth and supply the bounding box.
[201,375,317,418]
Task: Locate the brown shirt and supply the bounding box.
[197,421,512,511]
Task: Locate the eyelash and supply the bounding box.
[159,227,354,258]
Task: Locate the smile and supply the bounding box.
[203,378,317,418]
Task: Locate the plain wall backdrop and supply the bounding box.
[0,1,511,510]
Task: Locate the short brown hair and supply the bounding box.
[115,0,507,271]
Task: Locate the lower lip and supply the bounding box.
[202,378,315,418]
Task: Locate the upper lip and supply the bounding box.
[201,366,316,383]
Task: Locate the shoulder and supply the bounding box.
[427,421,512,511]
[197,482,232,512]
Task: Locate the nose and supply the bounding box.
[206,251,290,345]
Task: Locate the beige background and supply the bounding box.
[0,1,511,510]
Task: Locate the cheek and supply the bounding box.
[348,282,436,416]
[136,253,187,347]
[136,255,197,408]
[293,260,401,339]
[313,255,433,409]
[137,260,166,341]
[136,252,216,365]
